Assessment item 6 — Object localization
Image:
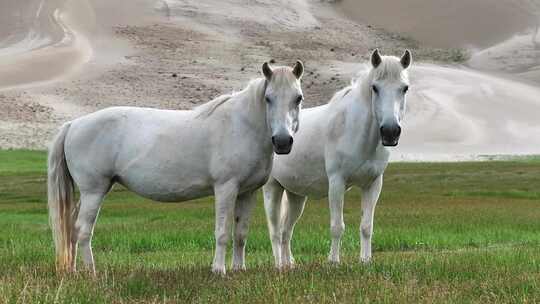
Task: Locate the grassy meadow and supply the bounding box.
[1,150,540,303]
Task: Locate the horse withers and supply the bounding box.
[48,61,304,275]
[264,50,412,268]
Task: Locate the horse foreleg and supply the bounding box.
[280,190,307,268]
[212,181,239,275]
[231,190,256,271]
[328,175,346,264]
[360,175,383,263]
[263,177,285,268]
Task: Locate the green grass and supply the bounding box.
[1,151,540,303]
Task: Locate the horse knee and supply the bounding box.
[234,230,248,247]
[77,228,93,245]
[360,224,372,239]
[74,221,93,243]
[215,230,230,247]
[331,223,345,239]
[280,228,293,243]
[234,236,246,248]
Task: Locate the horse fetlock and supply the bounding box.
[280,256,295,269]
[231,259,246,271]
[328,237,342,263]
[360,255,372,264]
[211,264,227,276]
[328,252,340,264]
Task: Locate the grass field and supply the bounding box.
[1,150,540,303]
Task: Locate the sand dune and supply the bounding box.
[0,0,156,90]
[469,32,540,83]
[339,0,538,48]
[0,0,92,89]
[397,64,540,159]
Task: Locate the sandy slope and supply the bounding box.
[398,65,540,160]
[0,0,92,89]
[469,32,540,83]
[339,0,537,48]
[0,0,539,159]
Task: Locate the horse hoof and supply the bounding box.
[231,265,246,272]
[328,256,340,264]
[360,257,372,264]
[211,266,227,276]
[278,260,296,271]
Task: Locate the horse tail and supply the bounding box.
[47,122,76,272]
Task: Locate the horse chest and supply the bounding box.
[237,153,273,191]
[346,159,387,188]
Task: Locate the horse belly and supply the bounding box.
[117,174,213,202]
[274,170,329,199]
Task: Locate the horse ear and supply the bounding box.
[371,49,382,68]
[401,50,412,69]
[292,60,304,79]
[262,62,273,80]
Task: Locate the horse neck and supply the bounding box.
[343,77,381,155]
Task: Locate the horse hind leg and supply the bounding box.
[263,177,285,268]
[73,186,110,275]
[231,191,256,271]
[280,190,307,269]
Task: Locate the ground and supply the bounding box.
[1,150,540,303]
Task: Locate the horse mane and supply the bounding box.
[194,94,233,118]
[328,85,354,104]
[195,78,266,119]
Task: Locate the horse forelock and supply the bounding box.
[370,56,408,83]
[268,67,298,88]
[331,56,408,105]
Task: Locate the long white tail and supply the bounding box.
[47,122,76,272]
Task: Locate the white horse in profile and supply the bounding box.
[263,50,412,268]
[48,61,304,275]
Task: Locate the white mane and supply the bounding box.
[195,78,267,118]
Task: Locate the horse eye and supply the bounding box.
[372,85,379,94]
[403,86,409,94]
[265,97,272,104]
[295,95,303,104]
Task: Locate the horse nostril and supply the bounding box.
[271,136,276,145]
[288,136,293,145]
[380,125,401,138]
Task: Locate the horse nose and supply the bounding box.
[380,125,401,147]
[271,134,294,154]
[380,125,401,138]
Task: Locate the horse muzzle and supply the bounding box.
[272,134,293,154]
[380,125,401,147]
